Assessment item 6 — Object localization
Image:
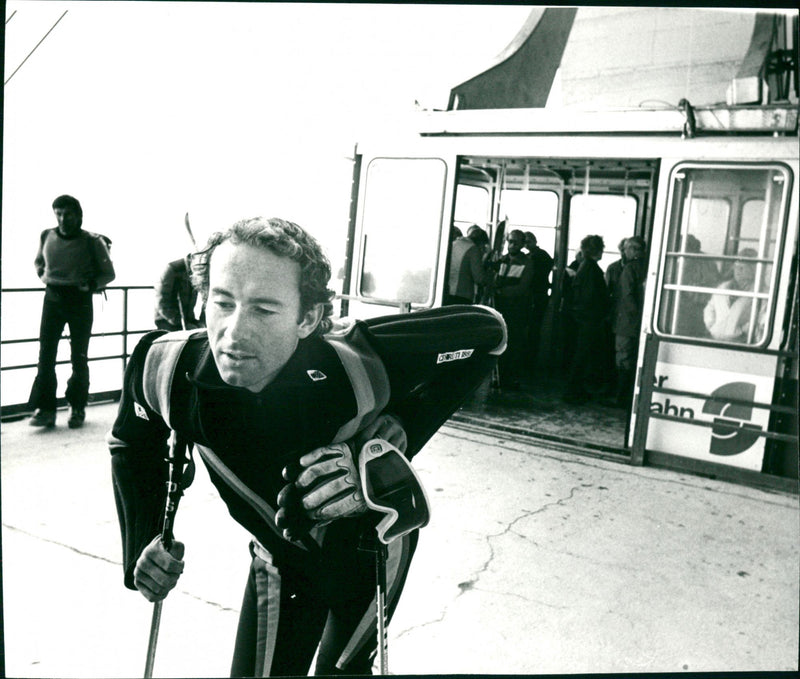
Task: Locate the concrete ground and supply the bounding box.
[1,402,798,677]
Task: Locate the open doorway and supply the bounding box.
[448,155,657,452]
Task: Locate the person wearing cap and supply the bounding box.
[28,195,115,429]
[108,216,506,676]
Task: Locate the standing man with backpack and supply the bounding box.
[28,194,115,428]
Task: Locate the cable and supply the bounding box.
[5,9,68,86]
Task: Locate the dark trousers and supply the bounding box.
[495,298,528,387]
[565,321,605,398]
[28,286,94,411]
[231,532,417,677]
[526,292,549,374]
[614,334,639,406]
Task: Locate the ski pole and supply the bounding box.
[144,431,189,678]
[375,539,389,675]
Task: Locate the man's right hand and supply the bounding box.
[133,536,185,602]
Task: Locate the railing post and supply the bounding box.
[122,288,130,373]
[630,333,658,466]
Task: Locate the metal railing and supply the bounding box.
[0,288,409,421]
[0,285,155,420]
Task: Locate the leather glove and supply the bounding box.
[276,442,366,539]
[294,442,367,522]
[275,479,315,541]
[275,415,408,540]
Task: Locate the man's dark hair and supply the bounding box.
[625,236,645,254]
[580,235,605,258]
[468,227,489,247]
[52,195,83,224]
[191,217,335,335]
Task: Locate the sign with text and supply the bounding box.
[646,362,773,471]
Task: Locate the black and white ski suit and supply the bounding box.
[109,305,506,676]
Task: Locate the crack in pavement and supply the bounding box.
[3,523,239,613]
[3,523,121,566]
[394,486,580,639]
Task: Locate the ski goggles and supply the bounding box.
[359,439,430,544]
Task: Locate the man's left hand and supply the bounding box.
[277,441,366,534]
[275,414,408,539]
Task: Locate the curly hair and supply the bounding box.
[191,217,335,335]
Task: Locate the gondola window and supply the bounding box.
[359,158,447,305]
[656,164,790,346]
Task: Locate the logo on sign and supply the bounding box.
[702,382,763,456]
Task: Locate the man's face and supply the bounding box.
[733,260,756,290]
[507,234,524,255]
[624,242,643,261]
[54,207,80,236]
[206,240,322,393]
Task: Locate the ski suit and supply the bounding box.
[109,305,506,676]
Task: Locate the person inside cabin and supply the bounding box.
[603,238,629,395]
[523,232,554,379]
[154,254,204,331]
[563,235,609,404]
[493,229,534,390]
[559,250,582,371]
[703,248,762,343]
[28,194,115,429]
[676,234,719,338]
[108,216,506,677]
[610,236,647,408]
[445,225,490,305]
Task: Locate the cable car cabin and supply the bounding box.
[339,7,799,492]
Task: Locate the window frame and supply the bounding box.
[565,191,640,270]
[652,161,792,348]
[498,186,560,258]
[357,156,449,307]
[453,182,491,234]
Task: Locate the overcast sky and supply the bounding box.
[2,1,532,286]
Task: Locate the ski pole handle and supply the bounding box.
[143,431,189,677]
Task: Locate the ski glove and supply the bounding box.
[276,441,366,539]
[275,414,407,540]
